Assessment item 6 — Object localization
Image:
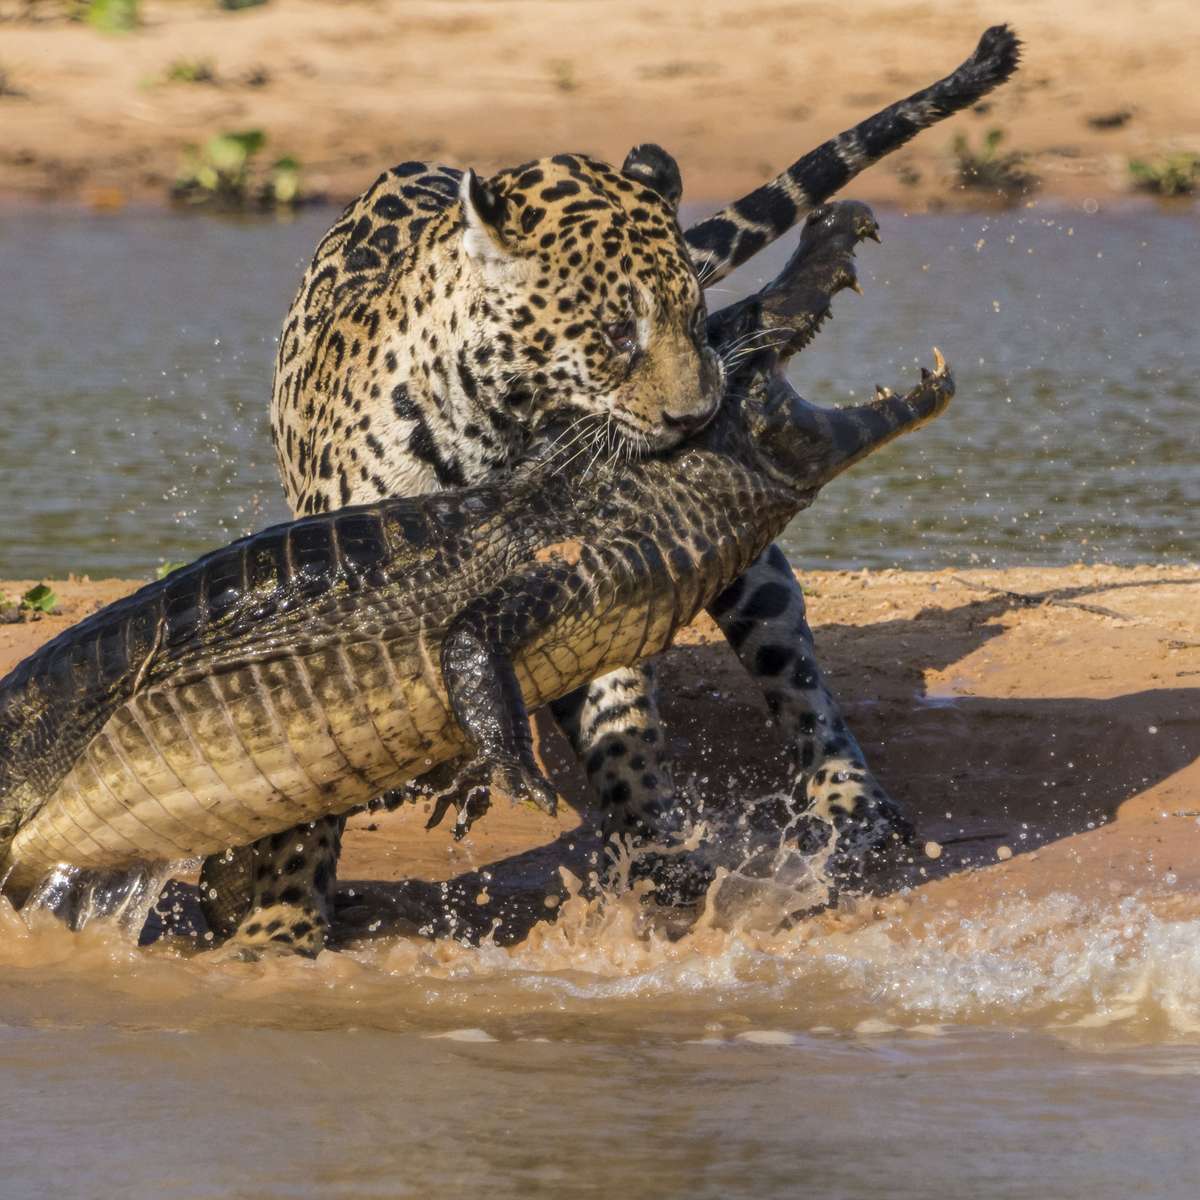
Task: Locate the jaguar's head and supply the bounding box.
[458,147,723,453]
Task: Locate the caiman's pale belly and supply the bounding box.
[6,566,684,890]
[7,634,456,886]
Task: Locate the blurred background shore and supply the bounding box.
[2,0,1199,210]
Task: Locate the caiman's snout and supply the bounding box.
[752,347,954,491]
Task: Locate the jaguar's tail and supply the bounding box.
[684,24,1021,285]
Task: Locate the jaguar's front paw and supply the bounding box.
[793,772,914,885]
[626,848,717,906]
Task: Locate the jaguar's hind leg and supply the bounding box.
[709,544,912,876]
[551,663,685,843]
[200,817,343,957]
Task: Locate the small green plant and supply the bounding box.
[182,128,264,198]
[1128,152,1199,197]
[268,154,301,205]
[951,127,1038,202]
[84,0,139,33]
[217,0,268,9]
[155,561,188,580]
[172,128,305,210]
[165,58,216,84]
[21,584,58,615]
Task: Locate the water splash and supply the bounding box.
[2,843,1198,1043]
[21,859,181,939]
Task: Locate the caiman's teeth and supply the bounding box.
[850,281,865,296]
[875,384,893,399]
[933,346,946,373]
[866,229,882,243]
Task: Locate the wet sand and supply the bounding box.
[3,0,1199,209]
[4,563,1198,948]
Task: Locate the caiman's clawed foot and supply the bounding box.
[425,752,558,840]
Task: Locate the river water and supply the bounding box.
[4,879,1200,1198]
[1,203,1197,578]
[1,202,1199,1197]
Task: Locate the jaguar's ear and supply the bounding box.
[460,168,513,264]
[621,143,683,210]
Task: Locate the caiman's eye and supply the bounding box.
[605,318,638,355]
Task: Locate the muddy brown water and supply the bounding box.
[1,204,1199,1197]
[4,880,1200,1199]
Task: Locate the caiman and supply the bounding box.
[0,202,953,905]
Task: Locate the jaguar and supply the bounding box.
[199,25,1020,954]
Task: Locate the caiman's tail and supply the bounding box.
[684,24,1021,284]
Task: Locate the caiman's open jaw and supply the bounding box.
[706,200,882,380]
[760,201,881,359]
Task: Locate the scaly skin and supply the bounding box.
[0,203,954,915]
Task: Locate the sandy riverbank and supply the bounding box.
[3,564,1197,945]
[2,0,1198,211]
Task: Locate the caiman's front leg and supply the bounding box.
[205,567,574,946]
[429,567,567,838]
[709,545,911,873]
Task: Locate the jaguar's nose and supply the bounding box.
[662,399,719,436]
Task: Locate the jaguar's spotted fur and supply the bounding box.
[201,25,1020,955]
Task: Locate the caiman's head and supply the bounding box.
[459,146,723,452]
[701,202,954,493]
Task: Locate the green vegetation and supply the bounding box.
[951,127,1039,202]
[268,154,301,205]
[172,128,307,210]
[217,0,268,9]
[84,0,138,33]
[1127,152,1199,197]
[155,561,188,580]
[165,58,216,85]
[21,584,58,614]
[1,584,62,623]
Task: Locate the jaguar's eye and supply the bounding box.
[605,319,638,355]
